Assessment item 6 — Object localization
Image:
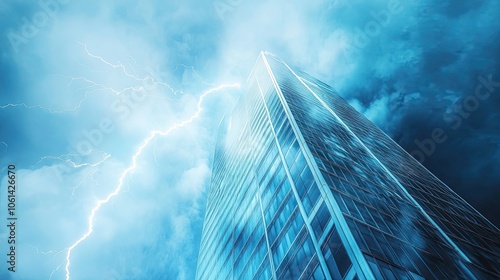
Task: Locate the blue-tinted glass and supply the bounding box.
[321,226,352,279]
[196,53,500,280]
[311,202,331,239]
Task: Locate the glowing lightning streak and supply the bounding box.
[25,244,67,280]
[35,151,111,168]
[77,41,184,96]
[174,63,216,87]
[64,83,239,280]
[0,43,189,115]
[27,243,67,264]
[0,103,67,114]
[70,169,98,197]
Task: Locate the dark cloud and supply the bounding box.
[339,0,500,226]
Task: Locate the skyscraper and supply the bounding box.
[196,52,500,280]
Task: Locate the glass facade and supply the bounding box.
[196,52,500,280]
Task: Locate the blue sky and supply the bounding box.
[0,0,499,279]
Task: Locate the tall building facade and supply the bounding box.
[196,52,500,280]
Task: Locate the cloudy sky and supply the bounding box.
[0,0,499,279]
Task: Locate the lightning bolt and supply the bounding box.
[174,63,216,87]
[70,169,99,197]
[67,76,144,96]
[27,243,66,258]
[0,77,141,114]
[35,150,110,199]
[35,151,111,168]
[64,82,239,280]
[0,42,189,115]
[0,103,71,114]
[26,243,67,280]
[50,262,65,280]
[3,42,233,279]
[78,42,184,96]
[35,150,111,168]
